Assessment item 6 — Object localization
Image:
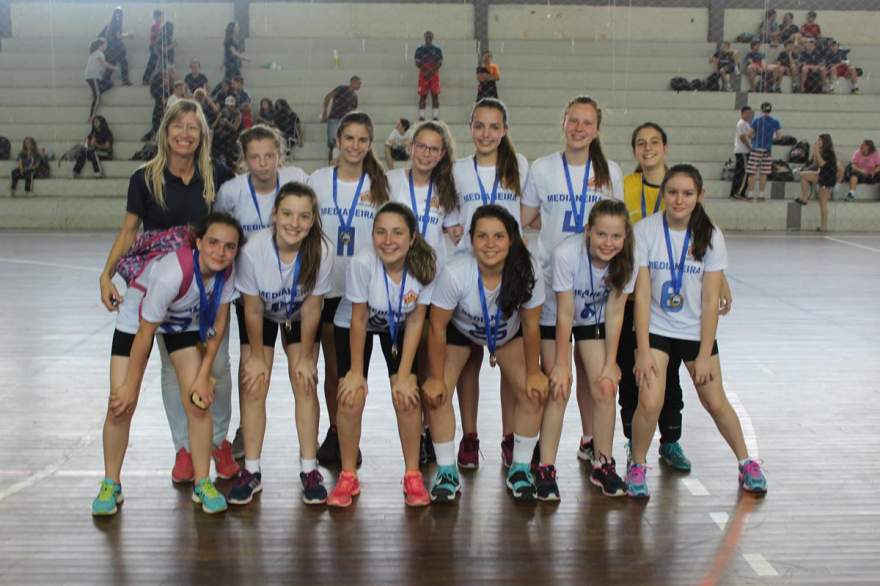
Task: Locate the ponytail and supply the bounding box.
[659,164,715,261]
[469,205,535,317]
[374,202,436,285]
[471,98,521,197]
[337,111,389,205]
[586,200,634,293]
[563,95,611,190]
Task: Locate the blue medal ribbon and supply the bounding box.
[640,175,661,220]
[472,157,500,206]
[272,237,303,324]
[408,170,434,237]
[561,153,592,233]
[477,268,502,359]
[383,267,409,352]
[332,166,367,241]
[586,246,605,331]
[662,214,691,300]
[247,172,280,230]
[193,250,226,342]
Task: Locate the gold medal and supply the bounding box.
[391,344,399,360]
[489,353,497,368]
[669,293,684,308]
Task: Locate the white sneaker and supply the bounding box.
[846,191,856,201]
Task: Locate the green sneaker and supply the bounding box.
[192,477,227,514]
[430,465,461,503]
[506,462,537,502]
[659,441,692,472]
[91,478,123,516]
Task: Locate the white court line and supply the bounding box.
[743,553,778,577]
[0,429,99,503]
[824,236,880,253]
[728,392,760,458]
[0,257,100,272]
[682,478,710,496]
[709,512,728,531]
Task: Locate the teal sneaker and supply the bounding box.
[91,478,123,516]
[192,477,227,514]
[626,463,650,498]
[659,441,692,472]
[430,465,461,503]
[506,462,537,502]
[739,459,768,495]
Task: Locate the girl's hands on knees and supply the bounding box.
[390,373,420,410]
[109,382,137,417]
[421,377,448,409]
[293,357,318,395]
[526,371,550,402]
[190,373,216,409]
[338,371,367,408]
[693,355,714,387]
[635,349,658,391]
[549,362,573,401]
[242,355,269,398]
[598,362,622,388]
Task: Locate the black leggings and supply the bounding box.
[87,79,102,119]
[73,147,109,175]
[616,301,684,444]
[11,168,35,192]
[333,326,404,378]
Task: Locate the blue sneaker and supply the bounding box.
[506,462,537,502]
[739,459,768,495]
[659,441,692,472]
[301,469,328,505]
[91,478,123,516]
[430,465,461,503]
[626,463,650,498]
[228,470,262,505]
[192,477,227,514]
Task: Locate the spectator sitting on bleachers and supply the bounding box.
[10,137,42,196]
[825,40,860,94]
[255,98,275,126]
[212,95,242,169]
[166,80,187,110]
[240,101,254,129]
[710,41,739,92]
[384,118,412,168]
[844,140,880,201]
[779,12,800,44]
[193,87,219,128]
[798,39,827,93]
[224,21,249,80]
[73,115,113,178]
[229,76,251,106]
[85,38,115,120]
[801,11,822,40]
[768,39,800,92]
[742,40,768,92]
[185,59,208,94]
[758,9,781,46]
[142,10,164,85]
[273,99,302,152]
[99,7,132,87]
[211,78,231,103]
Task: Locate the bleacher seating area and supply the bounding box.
[2,2,880,231]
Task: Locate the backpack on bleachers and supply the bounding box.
[131,143,158,161]
[670,77,691,92]
[690,78,705,91]
[0,137,10,160]
[703,72,722,91]
[769,160,794,182]
[802,70,824,94]
[773,135,797,146]
[788,141,810,164]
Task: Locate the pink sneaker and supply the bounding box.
[172,448,194,484]
[457,433,480,469]
[212,440,240,479]
[403,471,430,507]
[327,471,361,508]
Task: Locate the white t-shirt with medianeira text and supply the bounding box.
[634,212,727,341]
[430,253,544,347]
[215,166,309,236]
[235,229,334,324]
[388,168,460,266]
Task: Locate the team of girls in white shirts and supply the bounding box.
[93,98,767,516]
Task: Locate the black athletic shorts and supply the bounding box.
[110,328,199,357]
[648,333,718,363]
[321,296,341,325]
[540,324,606,341]
[235,300,280,347]
[446,322,523,347]
[333,326,404,377]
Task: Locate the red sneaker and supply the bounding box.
[327,471,361,508]
[172,448,194,484]
[457,433,480,469]
[403,471,430,507]
[212,440,240,480]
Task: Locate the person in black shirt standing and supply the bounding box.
[99,7,132,87]
[185,58,209,94]
[414,31,443,121]
[223,21,249,81]
[99,99,238,485]
[321,76,361,164]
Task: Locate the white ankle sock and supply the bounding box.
[245,459,260,473]
[512,433,538,465]
[301,458,317,473]
[433,440,455,467]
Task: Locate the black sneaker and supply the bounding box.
[317,426,340,466]
[419,427,436,466]
[535,464,560,502]
[530,442,541,472]
[589,456,627,497]
[577,437,595,464]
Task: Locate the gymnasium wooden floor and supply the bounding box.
[0,230,878,585]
